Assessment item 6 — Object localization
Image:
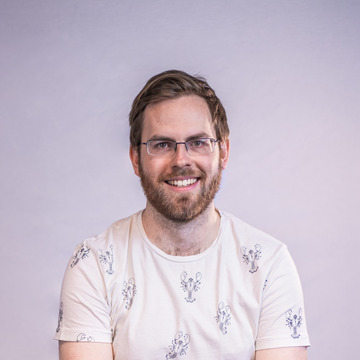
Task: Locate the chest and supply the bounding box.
[108,250,263,360]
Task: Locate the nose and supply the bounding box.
[171,142,191,167]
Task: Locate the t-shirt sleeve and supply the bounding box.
[54,240,113,343]
[255,245,310,350]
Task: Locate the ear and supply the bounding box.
[219,138,230,170]
[129,145,140,177]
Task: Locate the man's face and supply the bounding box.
[130,95,229,223]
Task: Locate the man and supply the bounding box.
[55,70,310,359]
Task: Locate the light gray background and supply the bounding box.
[1,1,359,359]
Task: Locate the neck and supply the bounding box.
[142,203,221,256]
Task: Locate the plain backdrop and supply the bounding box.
[1,1,359,359]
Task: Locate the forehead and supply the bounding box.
[142,95,215,140]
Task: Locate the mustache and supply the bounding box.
[159,168,206,181]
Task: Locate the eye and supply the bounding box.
[189,139,207,147]
[152,141,174,150]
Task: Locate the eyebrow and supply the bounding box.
[147,133,212,142]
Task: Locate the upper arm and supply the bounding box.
[59,341,114,360]
[256,246,310,350]
[255,346,307,360]
[55,241,113,344]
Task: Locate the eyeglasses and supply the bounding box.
[141,138,219,157]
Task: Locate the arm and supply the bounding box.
[256,246,310,352]
[59,341,114,360]
[55,241,114,352]
[255,346,307,360]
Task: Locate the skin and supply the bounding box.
[255,346,308,360]
[130,95,229,255]
[59,95,307,359]
[59,341,113,360]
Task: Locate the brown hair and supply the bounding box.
[129,70,229,148]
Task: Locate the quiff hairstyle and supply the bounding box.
[129,70,229,148]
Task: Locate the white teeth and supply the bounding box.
[167,178,197,187]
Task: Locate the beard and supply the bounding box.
[138,161,223,223]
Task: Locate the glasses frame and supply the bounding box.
[141,137,219,157]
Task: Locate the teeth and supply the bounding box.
[167,178,197,187]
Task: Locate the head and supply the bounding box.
[129,70,229,150]
[129,70,230,223]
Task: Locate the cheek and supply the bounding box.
[201,156,221,174]
[140,156,168,177]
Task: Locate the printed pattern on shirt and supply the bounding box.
[70,244,90,268]
[98,244,114,274]
[241,244,262,273]
[122,278,137,309]
[166,331,190,359]
[56,301,63,333]
[263,279,268,291]
[285,307,303,339]
[77,333,95,342]
[215,302,232,334]
[180,271,202,303]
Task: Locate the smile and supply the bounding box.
[166,178,198,187]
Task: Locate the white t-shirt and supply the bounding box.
[55,210,310,359]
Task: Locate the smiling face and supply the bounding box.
[130,95,229,223]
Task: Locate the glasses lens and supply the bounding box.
[148,140,176,156]
[187,138,214,155]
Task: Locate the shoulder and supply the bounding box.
[81,211,142,250]
[68,211,142,270]
[218,210,293,274]
[219,211,285,250]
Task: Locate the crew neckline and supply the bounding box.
[136,209,225,263]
